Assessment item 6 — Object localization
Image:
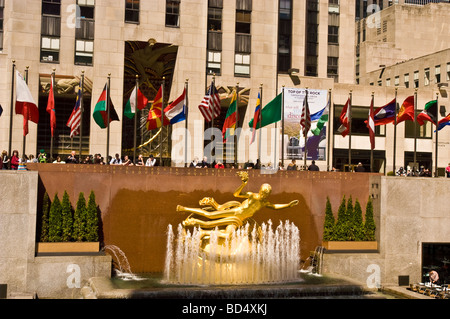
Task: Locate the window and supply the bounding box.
[166,0,180,27]
[334,104,385,136]
[0,0,4,51]
[405,111,432,139]
[125,0,139,23]
[386,78,390,87]
[207,51,221,75]
[435,65,441,83]
[41,0,61,63]
[424,68,430,86]
[236,10,251,34]
[328,26,339,44]
[208,7,222,31]
[75,0,94,65]
[234,53,250,76]
[394,76,399,87]
[327,57,338,80]
[447,63,450,81]
[404,73,409,88]
[414,71,419,88]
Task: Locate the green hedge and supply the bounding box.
[39,190,100,243]
[322,196,376,241]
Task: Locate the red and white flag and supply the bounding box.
[15,70,39,136]
[198,82,221,122]
[337,97,351,137]
[367,95,375,150]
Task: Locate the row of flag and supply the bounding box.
[5,71,450,150]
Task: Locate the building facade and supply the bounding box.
[0,1,449,174]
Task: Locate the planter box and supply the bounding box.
[36,242,100,253]
[322,241,378,251]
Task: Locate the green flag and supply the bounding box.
[248,93,282,129]
[312,98,330,136]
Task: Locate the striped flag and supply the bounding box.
[337,98,351,137]
[367,95,375,150]
[250,92,261,144]
[67,80,82,137]
[300,90,310,137]
[198,82,221,122]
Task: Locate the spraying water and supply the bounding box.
[103,245,145,281]
[163,219,301,285]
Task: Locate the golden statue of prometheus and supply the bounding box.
[176,171,299,242]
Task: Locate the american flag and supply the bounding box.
[198,82,221,122]
[300,90,311,137]
[67,80,82,137]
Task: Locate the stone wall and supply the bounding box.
[0,170,111,299]
[323,176,450,287]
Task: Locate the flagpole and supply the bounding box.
[371,92,374,173]
[106,73,111,164]
[184,79,189,167]
[348,90,352,171]
[281,85,285,167]
[435,92,439,177]
[79,70,85,158]
[235,83,239,167]
[22,66,30,158]
[160,77,165,167]
[304,88,308,169]
[133,74,139,164]
[258,84,263,164]
[211,75,216,165]
[414,88,418,174]
[8,60,16,158]
[393,88,398,175]
[327,89,332,171]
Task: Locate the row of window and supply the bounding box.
[371,63,450,88]
[207,0,252,77]
[41,0,95,65]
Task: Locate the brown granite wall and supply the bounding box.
[28,163,375,273]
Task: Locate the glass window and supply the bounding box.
[0,0,4,50]
[435,65,441,83]
[125,0,139,23]
[405,111,432,139]
[42,0,61,16]
[208,7,222,31]
[236,10,251,34]
[75,0,94,65]
[424,68,430,86]
[207,51,221,75]
[334,104,385,136]
[166,0,180,27]
[328,26,339,44]
[235,53,250,76]
[404,73,409,88]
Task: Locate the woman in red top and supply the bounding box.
[10,150,20,170]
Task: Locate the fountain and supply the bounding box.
[163,171,301,285]
[103,244,145,281]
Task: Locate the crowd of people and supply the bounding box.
[0,149,162,170]
[2,149,450,177]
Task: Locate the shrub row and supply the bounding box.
[39,190,99,242]
[323,196,376,241]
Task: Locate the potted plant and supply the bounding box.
[36,190,100,253]
[322,196,378,251]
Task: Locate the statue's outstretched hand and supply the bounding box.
[289,200,299,207]
[237,171,249,183]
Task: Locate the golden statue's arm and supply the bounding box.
[265,200,299,210]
